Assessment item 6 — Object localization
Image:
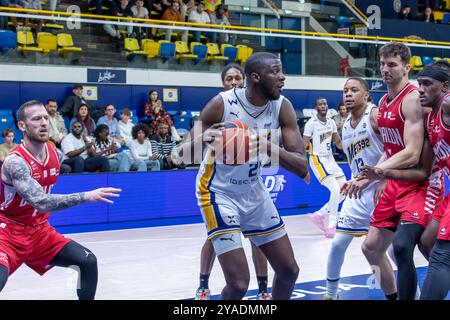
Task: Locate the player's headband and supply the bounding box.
[418,67,449,83]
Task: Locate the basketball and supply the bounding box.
[218,120,250,166]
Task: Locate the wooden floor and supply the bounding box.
[1,215,428,300]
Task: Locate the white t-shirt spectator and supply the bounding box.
[188,9,210,24]
[119,120,134,146]
[131,6,149,18]
[60,134,91,160]
[129,139,153,161]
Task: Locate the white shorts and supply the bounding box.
[337,181,379,236]
[197,182,286,255]
[309,154,345,184]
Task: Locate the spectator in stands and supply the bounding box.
[131,0,150,39]
[22,0,44,33]
[98,0,124,42]
[97,104,126,146]
[118,108,134,146]
[420,6,435,22]
[398,5,414,20]
[150,122,184,169]
[188,1,211,43]
[92,124,142,172]
[176,0,188,22]
[46,98,67,147]
[185,0,196,19]
[143,90,181,141]
[426,0,440,10]
[60,121,110,173]
[116,0,134,37]
[0,129,18,163]
[209,4,232,45]
[146,0,164,20]
[129,123,160,171]
[60,84,93,119]
[70,104,97,137]
[1,0,24,30]
[161,0,188,42]
[332,102,348,138]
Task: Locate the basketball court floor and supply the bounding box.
[1,215,444,300]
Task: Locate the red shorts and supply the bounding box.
[0,217,71,276]
[434,196,450,241]
[371,179,443,229]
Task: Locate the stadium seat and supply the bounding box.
[17,31,43,54]
[0,30,17,55]
[411,55,423,71]
[302,108,316,117]
[159,40,175,63]
[14,129,23,144]
[337,16,351,28]
[124,38,146,60]
[443,13,450,24]
[57,33,82,57]
[190,42,207,61]
[206,43,228,63]
[141,39,160,60]
[236,45,253,64]
[173,113,192,131]
[174,41,198,63]
[221,44,238,63]
[37,32,57,55]
[0,112,16,131]
[422,56,433,66]
[434,11,444,22]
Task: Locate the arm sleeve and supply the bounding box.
[332,120,337,133]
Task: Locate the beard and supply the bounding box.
[25,128,49,143]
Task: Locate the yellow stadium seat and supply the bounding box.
[206,43,228,63]
[175,41,198,62]
[16,31,43,54]
[37,32,57,55]
[57,33,82,56]
[236,45,253,64]
[433,11,444,21]
[124,38,146,59]
[411,55,423,71]
[142,39,160,60]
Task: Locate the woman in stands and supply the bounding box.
[70,104,96,137]
[143,89,181,141]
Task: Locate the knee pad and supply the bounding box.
[211,232,243,256]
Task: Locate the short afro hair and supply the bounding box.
[132,123,151,140]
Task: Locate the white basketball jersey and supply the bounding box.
[196,87,283,194]
[342,105,384,177]
[303,115,337,156]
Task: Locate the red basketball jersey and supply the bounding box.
[427,93,450,176]
[0,142,60,225]
[377,83,418,158]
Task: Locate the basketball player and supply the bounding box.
[356,42,441,300]
[360,61,450,299]
[0,100,121,299]
[324,77,384,299]
[196,63,272,301]
[178,52,309,300]
[303,98,346,238]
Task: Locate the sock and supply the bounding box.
[199,273,210,289]
[326,278,339,299]
[257,276,268,293]
[385,292,398,300]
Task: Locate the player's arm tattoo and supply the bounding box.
[3,155,87,212]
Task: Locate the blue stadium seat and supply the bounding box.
[173,114,192,131]
[63,116,71,131]
[443,13,450,24]
[422,56,433,66]
[337,16,350,28]
[223,46,238,63]
[14,129,23,144]
[0,30,17,55]
[160,42,175,63]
